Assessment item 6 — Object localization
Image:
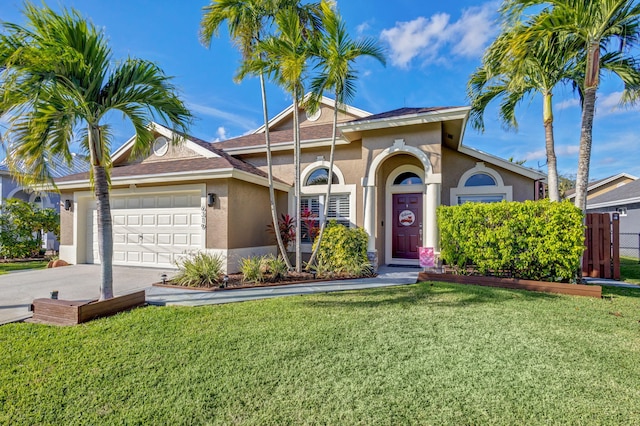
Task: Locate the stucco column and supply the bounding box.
[425,182,441,251]
[363,182,378,270]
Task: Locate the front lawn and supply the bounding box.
[1,282,639,424]
[621,256,640,284]
[0,260,49,275]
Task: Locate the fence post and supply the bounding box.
[638,233,640,264]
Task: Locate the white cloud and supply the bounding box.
[522,144,579,161]
[213,126,228,142]
[356,21,371,35]
[188,102,257,130]
[379,2,498,69]
[555,98,579,111]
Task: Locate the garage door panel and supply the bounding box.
[127,252,140,262]
[157,234,172,245]
[114,233,126,244]
[157,214,171,226]
[114,251,126,262]
[113,199,126,209]
[191,234,202,245]
[158,196,171,208]
[142,252,156,263]
[174,234,189,245]
[142,215,155,226]
[141,197,155,208]
[174,214,188,226]
[158,253,172,265]
[114,215,126,225]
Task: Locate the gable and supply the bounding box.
[112,123,219,167]
[253,95,371,134]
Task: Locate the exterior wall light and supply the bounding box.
[64,199,72,211]
[207,193,216,207]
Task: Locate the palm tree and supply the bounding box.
[503,0,640,211]
[0,4,191,300]
[239,4,324,272]
[200,0,321,271]
[468,20,577,202]
[306,1,385,267]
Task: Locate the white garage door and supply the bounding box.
[87,191,204,268]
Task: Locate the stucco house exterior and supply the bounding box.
[55,98,546,272]
[564,172,637,201]
[587,176,640,234]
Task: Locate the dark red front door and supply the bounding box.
[392,193,422,259]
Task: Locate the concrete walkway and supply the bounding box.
[583,277,640,289]
[0,265,172,325]
[0,265,419,324]
[145,266,420,307]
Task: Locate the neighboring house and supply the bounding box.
[587,177,640,234]
[0,154,90,251]
[55,97,546,272]
[564,172,637,201]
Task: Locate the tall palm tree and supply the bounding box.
[240,4,324,272]
[468,20,578,202]
[503,0,640,211]
[306,1,385,267]
[200,0,321,271]
[0,4,191,300]
[201,0,293,270]
[255,7,313,272]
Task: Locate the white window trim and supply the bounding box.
[295,161,356,252]
[450,162,512,205]
[385,165,426,266]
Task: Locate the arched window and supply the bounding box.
[464,173,496,187]
[393,172,423,185]
[305,168,338,186]
[450,163,512,205]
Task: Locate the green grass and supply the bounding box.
[0,261,48,275]
[1,282,639,425]
[620,256,640,284]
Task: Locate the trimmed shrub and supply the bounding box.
[438,200,584,281]
[173,251,224,287]
[312,221,372,278]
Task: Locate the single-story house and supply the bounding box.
[55,97,546,272]
[564,172,637,201]
[587,176,640,234]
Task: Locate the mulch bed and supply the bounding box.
[153,271,376,292]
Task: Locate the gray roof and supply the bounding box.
[587,178,640,207]
[0,153,90,178]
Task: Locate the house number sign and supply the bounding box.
[399,210,415,226]
[201,207,207,229]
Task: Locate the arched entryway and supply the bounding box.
[362,139,440,268]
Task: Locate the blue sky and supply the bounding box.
[0,0,638,180]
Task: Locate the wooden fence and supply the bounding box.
[583,213,620,279]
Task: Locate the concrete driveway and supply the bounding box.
[0,265,173,325]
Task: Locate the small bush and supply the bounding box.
[241,254,288,283]
[173,251,224,287]
[438,200,584,281]
[312,221,372,278]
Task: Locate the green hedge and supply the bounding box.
[438,200,584,281]
[312,221,372,277]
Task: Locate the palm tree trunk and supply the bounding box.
[260,73,293,270]
[293,88,302,272]
[575,85,596,211]
[543,92,560,202]
[307,99,338,268]
[89,126,113,301]
[574,40,600,213]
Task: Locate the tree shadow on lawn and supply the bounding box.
[601,286,640,299]
[301,281,559,310]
